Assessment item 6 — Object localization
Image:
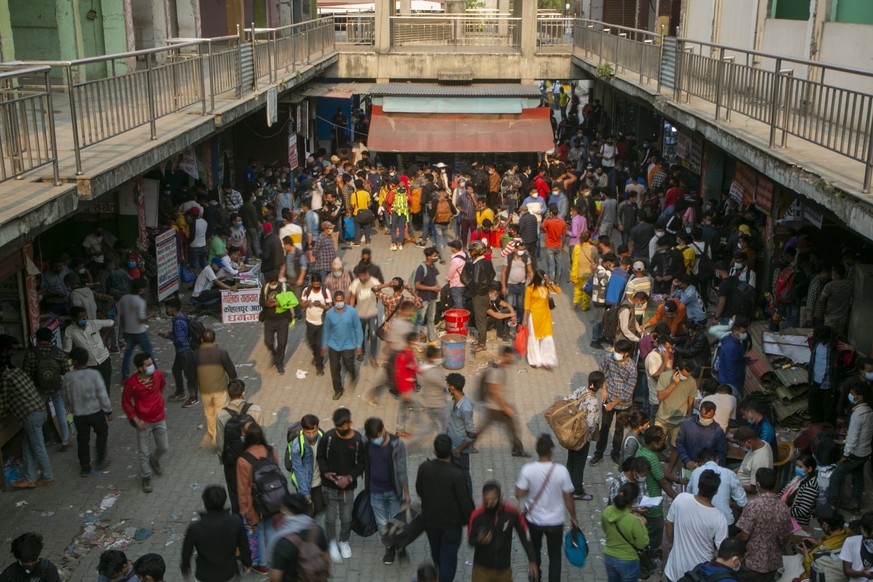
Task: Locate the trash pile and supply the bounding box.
[744,322,811,427]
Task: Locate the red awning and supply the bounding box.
[366,105,554,153]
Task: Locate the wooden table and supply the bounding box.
[0,413,22,491]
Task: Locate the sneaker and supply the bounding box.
[149,455,163,476]
[383,546,396,565]
[338,541,352,559]
[415,241,426,248]
[183,397,199,408]
[81,468,91,478]
[170,392,186,402]
[96,457,111,470]
[589,453,604,466]
[277,365,285,375]
[351,242,360,247]
[329,541,342,564]
[10,480,36,489]
[610,453,620,465]
[317,368,325,376]
[142,477,153,493]
[332,391,344,400]
[398,244,403,250]
[251,565,270,574]
[390,244,397,251]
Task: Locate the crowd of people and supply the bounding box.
[1,93,872,582]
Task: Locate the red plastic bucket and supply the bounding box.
[444,309,470,335]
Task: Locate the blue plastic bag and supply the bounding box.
[343,216,355,240]
[564,528,588,568]
[180,264,196,284]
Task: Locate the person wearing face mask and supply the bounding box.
[363,417,409,566]
[316,407,365,564]
[778,455,819,528]
[607,457,651,506]
[286,414,324,515]
[635,426,681,563]
[521,185,547,222]
[601,481,650,582]
[733,426,773,495]
[686,537,747,582]
[121,353,168,494]
[827,384,873,515]
[838,511,873,581]
[735,468,793,581]
[675,401,727,472]
[215,379,262,514]
[591,340,637,466]
[413,345,450,445]
[0,532,61,581]
[321,291,363,401]
[717,316,750,397]
[794,512,850,581]
[654,359,700,474]
[501,239,533,325]
[63,306,115,394]
[838,356,873,421]
[688,449,747,531]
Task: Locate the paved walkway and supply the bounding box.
[3,232,632,581]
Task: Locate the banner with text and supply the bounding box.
[155,229,180,301]
[221,289,263,324]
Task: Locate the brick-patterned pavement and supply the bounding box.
[0,231,628,581]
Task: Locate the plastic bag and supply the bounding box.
[513,324,529,356]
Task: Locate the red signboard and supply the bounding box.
[728,162,757,206]
[755,175,774,214]
[22,243,40,340]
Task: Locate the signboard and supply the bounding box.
[288,133,299,171]
[267,87,278,127]
[755,175,774,214]
[155,229,180,301]
[179,148,199,179]
[297,101,310,138]
[728,161,757,206]
[221,289,263,324]
[675,130,703,174]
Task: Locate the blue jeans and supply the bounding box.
[360,316,380,358]
[188,246,207,270]
[122,331,156,381]
[390,213,407,244]
[827,454,868,508]
[418,299,438,342]
[370,490,402,539]
[604,554,640,582]
[545,247,564,282]
[49,390,69,444]
[452,453,473,499]
[255,517,276,567]
[434,223,450,259]
[450,286,465,309]
[506,282,526,324]
[425,525,463,582]
[421,211,434,242]
[22,409,53,482]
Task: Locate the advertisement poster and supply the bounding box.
[267,87,278,127]
[728,162,757,206]
[155,229,180,301]
[178,148,199,180]
[288,133,299,171]
[221,289,263,324]
[755,175,774,214]
[297,101,310,138]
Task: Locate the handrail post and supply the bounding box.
[639,38,645,83]
[236,25,243,98]
[716,55,734,121]
[66,66,83,175]
[251,24,259,92]
[714,47,724,120]
[198,43,207,115]
[672,40,682,101]
[780,69,794,148]
[270,30,277,83]
[864,114,873,193]
[145,55,157,140]
[43,69,60,185]
[768,58,782,148]
[656,36,664,93]
[207,40,216,112]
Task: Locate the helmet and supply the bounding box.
[469,241,485,257]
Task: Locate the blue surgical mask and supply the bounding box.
[848,393,856,405]
[128,261,136,268]
[865,372,873,381]
[738,332,748,341]
[335,301,345,309]
[372,436,384,446]
[795,467,806,478]
[144,364,155,376]
[77,319,88,328]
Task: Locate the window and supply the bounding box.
[830,0,873,25]
[769,0,810,20]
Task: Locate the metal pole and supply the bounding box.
[270,30,277,83]
[673,41,683,102]
[639,39,645,84]
[864,114,873,192]
[656,36,664,93]
[145,55,157,140]
[769,58,782,148]
[236,25,243,98]
[781,70,794,148]
[251,24,259,92]
[43,71,60,185]
[198,43,207,115]
[208,41,216,112]
[714,48,724,121]
[66,66,83,175]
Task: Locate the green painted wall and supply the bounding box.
[0,1,15,61]
[9,0,62,61]
[832,0,873,24]
[772,0,810,20]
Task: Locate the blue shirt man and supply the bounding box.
[445,373,476,498]
[320,292,363,399]
[717,321,748,393]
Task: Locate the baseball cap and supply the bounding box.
[211,257,223,267]
[448,239,462,250]
[632,260,645,272]
[189,207,200,216]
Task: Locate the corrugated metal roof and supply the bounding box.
[368,83,541,97]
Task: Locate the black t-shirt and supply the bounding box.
[414,263,439,301]
[629,222,655,259]
[0,559,60,582]
[718,276,739,318]
[271,527,329,581]
[421,183,438,212]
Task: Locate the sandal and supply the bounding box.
[472,346,486,354]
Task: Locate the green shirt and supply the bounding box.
[636,446,664,518]
[601,505,650,561]
[208,235,226,262]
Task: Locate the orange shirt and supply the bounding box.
[542,217,567,248]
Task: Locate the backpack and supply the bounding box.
[459,255,474,288]
[544,396,590,450]
[33,350,62,398]
[221,403,255,465]
[242,447,290,518]
[733,279,757,318]
[676,564,736,582]
[410,263,427,292]
[184,315,206,349]
[601,302,633,342]
[692,242,715,281]
[434,198,452,223]
[285,527,330,582]
[775,264,800,305]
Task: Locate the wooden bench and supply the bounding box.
[0,414,22,492]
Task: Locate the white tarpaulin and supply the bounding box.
[762,332,810,364]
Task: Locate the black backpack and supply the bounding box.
[242,447,290,518]
[222,403,254,465]
[692,242,715,282]
[459,255,474,287]
[601,302,633,342]
[733,279,757,319]
[184,316,206,349]
[33,349,63,398]
[676,564,736,582]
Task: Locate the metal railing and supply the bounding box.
[574,19,663,84]
[4,17,336,182]
[536,16,575,53]
[0,65,60,185]
[334,14,375,46]
[390,15,521,49]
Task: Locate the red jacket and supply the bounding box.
[394,348,418,393]
[122,370,167,423]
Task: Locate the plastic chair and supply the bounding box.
[773,442,795,490]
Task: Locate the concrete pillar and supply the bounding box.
[804,0,827,80]
[174,0,199,37]
[374,0,392,56]
[0,0,15,62]
[751,0,768,53]
[101,0,130,55]
[518,0,537,79]
[56,0,84,61]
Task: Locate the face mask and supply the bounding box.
[738,332,749,341]
[389,172,396,177]
[848,393,856,405]
[144,364,155,376]
[335,301,345,309]
[865,372,873,381]
[698,417,713,426]
[678,373,688,381]
[77,319,88,328]
[516,249,526,256]
[372,436,385,446]
[613,352,624,361]
[332,270,342,277]
[433,359,443,367]
[236,221,243,227]
[336,427,351,437]
[306,434,319,443]
[78,269,86,275]
[552,191,559,196]
[128,261,136,268]
[531,193,538,198]
[655,230,665,238]
[795,466,806,478]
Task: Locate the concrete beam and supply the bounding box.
[572,53,873,243]
[0,0,15,61]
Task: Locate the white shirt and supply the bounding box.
[515,461,574,527]
[178,200,204,215]
[839,535,873,582]
[193,267,219,297]
[737,445,773,488]
[700,394,737,433]
[118,293,148,334]
[645,350,667,406]
[664,493,728,582]
[304,288,331,325]
[279,222,304,251]
[348,277,380,319]
[190,218,207,248]
[688,461,747,525]
[219,255,242,277]
[63,320,113,365]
